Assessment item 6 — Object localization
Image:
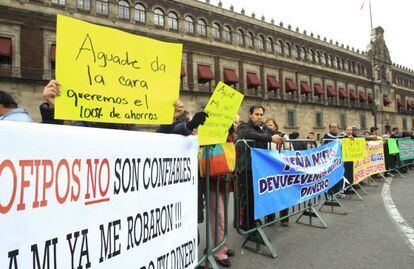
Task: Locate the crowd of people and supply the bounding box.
[1,81,412,268]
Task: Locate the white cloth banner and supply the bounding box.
[0,121,198,269]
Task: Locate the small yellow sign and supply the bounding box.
[55,15,182,124]
[341,138,367,162]
[198,82,244,146]
[353,140,385,184]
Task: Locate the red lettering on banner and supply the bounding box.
[17,160,33,211]
[0,158,111,215]
[32,160,42,208]
[0,160,17,214]
[85,158,111,205]
[71,159,81,202]
[55,159,71,204]
[41,160,54,207]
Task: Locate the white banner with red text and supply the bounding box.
[0,121,198,269]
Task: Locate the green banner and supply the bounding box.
[387,138,400,154]
[397,138,414,161]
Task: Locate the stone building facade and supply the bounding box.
[1,0,414,138]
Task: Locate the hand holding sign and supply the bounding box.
[55,15,182,124]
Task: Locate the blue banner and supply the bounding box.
[251,140,344,220]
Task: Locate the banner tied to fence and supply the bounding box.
[0,121,198,269]
[353,140,386,184]
[397,138,414,161]
[251,140,344,220]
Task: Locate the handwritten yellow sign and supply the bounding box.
[198,82,244,145]
[341,138,367,162]
[353,140,385,184]
[55,15,182,124]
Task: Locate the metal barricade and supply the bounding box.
[197,146,232,269]
[232,139,329,259]
[321,138,363,202]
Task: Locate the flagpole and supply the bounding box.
[369,0,373,29]
[366,0,377,127]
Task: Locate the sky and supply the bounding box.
[211,0,413,69]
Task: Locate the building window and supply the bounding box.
[345,60,350,71]
[223,26,232,42]
[316,112,324,128]
[276,40,283,54]
[316,51,321,64]
[167,12,178,30]
[118,1,130,19]
[134,3,145,22]
[212,23,221,39]
[266,37,273,52]
[357,63,361,75]
[334,57,339,69]
[257,35,265,50]
[184,16,195,33]
[308,49,314,62]
[0,37,12,67]
[360,114,366,130]
[287,109,297,127]
[361,65,366,75]
[96,0,108,15]
[328,55,333,67]
[339,113,346,129]
[50,44,56,71]
[295,45,301,60]
[51,0,65,5]
[246,32,254,48]
[324,53,329,66]
[283,42,291,56]
[320,52,326,65]
[77,0,90,10]
[300,47,307,60]
[403,118,408,130]
[197,19,207,36]
[351,62,356,73]
[236,29,244,46]
[154,8,165,27]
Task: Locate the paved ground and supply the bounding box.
[199,172,414,269]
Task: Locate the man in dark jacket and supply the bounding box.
[322,123,345,142]
[236,105,283,230]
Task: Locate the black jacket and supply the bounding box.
[236,120,273,172]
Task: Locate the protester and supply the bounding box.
[236,105,283,230]
[322,123,345,143]
[289,132,307,150]
[306,132,318,149]
[391,127,401,138]
[207,124,237,267]
[366,127,381,140]
[156,99,208,135]
[383,125,391,138]
[344,125,353,138]
[265,118,285,150]
[0,90,33,122]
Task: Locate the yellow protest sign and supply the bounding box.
[198,82,244,145]
[341,138,367,162]
[353,140,385,184]
[55,15,182,124]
